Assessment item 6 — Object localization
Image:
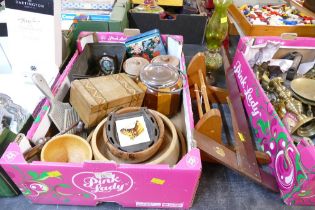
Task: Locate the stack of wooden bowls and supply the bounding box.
[91,107,186,165]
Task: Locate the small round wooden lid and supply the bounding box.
[151,55,180,68]
[123,57,149,77]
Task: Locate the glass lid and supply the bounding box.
[140,63,180,88]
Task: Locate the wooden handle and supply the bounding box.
[194,84,203,118]
[32,73,54,100]
[198,70,211,112]
[286,53,303,81]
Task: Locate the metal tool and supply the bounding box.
[32,73,71,131]
[64,108,80,134]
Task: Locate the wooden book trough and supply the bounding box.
[187,52,279,192]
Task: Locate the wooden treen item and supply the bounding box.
[187,52,278,192]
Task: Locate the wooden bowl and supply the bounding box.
[91,110,180,165]
[176,127,187,160]
[41,134,92,163]
[143,112,180,164]
[102,107,165,163]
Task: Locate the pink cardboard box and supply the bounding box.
[230,36,315,205]
[0,33,201,208]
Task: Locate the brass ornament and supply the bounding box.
[264,76,315,137]
[291,78,315,102]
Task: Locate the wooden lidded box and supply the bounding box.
[70,73,145,128]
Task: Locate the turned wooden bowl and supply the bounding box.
[41,134,92,163]
[102,107,165,163]
[91,109,180,165]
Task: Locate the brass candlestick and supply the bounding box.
[266,77,315,137]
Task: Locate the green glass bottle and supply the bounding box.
[205,0,232,72]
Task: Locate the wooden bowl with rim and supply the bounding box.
[91,109,180,165]
[103,107,165,163]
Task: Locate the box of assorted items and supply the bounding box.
[62,0,130,51]
[230,35,315,205]
[131,0,184,7]
[128,0,208,44]
[0,31,201,208]
[228,0,315,36]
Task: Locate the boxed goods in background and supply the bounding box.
[128,0,208,44]
[66,0,130,51]
[228,0,315,36]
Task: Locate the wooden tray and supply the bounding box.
[228,3,315,37]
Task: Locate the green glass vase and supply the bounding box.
[205,0,232,74]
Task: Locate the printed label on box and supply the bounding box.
[5,0,54,15]
[72,171,133,199]
[136,202,161,207]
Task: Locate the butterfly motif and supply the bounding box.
[120,120,144,140]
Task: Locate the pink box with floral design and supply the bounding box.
[230,36,315,205]
[0,33,201,208]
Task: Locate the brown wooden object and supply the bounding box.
[102,107,165,163]
[187,52,277,192]
[70,73,145,128]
